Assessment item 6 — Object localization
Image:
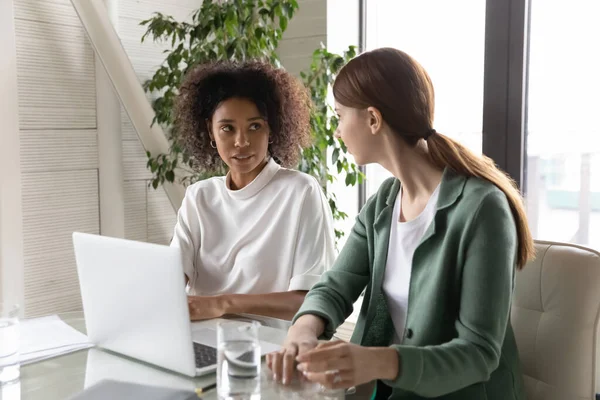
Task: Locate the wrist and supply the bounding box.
[293,314,325,337]
[371,347,400,381]
[216,294,234,315]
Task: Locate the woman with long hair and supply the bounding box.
[268,48,533,399]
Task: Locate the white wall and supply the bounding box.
[279,0,327,76]
[12,0,100,317]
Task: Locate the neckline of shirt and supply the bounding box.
[223,157,281,200]
[395,183,441,228]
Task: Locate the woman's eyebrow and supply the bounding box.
[216,116,263,123]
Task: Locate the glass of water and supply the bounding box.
[0,303,19,386]
[217,321,261,400]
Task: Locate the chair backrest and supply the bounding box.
[511,240,600,400]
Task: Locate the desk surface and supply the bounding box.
[15,312,371,400]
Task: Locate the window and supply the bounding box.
[363,0,486,198]
[525,0,600,248]
[328,0,360,248]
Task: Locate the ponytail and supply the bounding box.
[427,132,534,269]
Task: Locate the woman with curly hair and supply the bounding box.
[170,60,335,321]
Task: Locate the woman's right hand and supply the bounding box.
[267,323,320,385]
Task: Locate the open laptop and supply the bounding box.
[72,232,281,377]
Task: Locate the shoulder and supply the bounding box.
[359,177,398,221]
[183,176,225,201]
[272,166,323,193]
[450,175,516,240]
[460,176,511,215]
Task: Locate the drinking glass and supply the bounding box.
[217,321,261,400]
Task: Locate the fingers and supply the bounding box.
[270,349,285,381]
[268,344,298,385]
[282,343,298,385]
[296,341,348,364]
[303,369,354,390]
[268,336,319,384]
[315,339,342,348]
[187,296,205,320]
[296,353,350,374]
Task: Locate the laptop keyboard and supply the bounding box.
[193,342,217,368]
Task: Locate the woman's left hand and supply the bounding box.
[188,295,226,321]
[295,341,400,390]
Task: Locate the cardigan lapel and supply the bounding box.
[419,169,467,245]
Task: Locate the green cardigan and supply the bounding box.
[295,169,526,400]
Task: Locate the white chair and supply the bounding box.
[511,240,600,400]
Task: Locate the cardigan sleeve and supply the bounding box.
[384,191,518,397]
[292,197,373,339]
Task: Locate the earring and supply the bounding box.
[268,138,273,144]
[210,140,217,149]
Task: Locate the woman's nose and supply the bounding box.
[235,131,250,147]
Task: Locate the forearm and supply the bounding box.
[293,284,357,340]
[384,340,497,396]
[219,290,307,320]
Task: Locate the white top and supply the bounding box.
[383,184,440,344]
[170,158,336,296]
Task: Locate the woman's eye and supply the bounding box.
[220,125,233,132]
[249,123,262,131]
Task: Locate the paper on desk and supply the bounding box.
[19,315,93,365]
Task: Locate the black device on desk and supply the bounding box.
[70,380,200,400]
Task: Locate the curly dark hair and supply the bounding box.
[174,60,312,171]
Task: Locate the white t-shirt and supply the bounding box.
[170,158,336,296]
[383,184,440,344]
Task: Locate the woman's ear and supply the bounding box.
[366,106,383,135]
[205,118,214,140]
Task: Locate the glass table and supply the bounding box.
[10,312,373,400]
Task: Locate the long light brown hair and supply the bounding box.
[333,47,534,269]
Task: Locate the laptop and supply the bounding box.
[72,232,281,377]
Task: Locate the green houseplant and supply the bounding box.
[140,0,362,240]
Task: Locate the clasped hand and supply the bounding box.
[267,326,399,390]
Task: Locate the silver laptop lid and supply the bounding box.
[73,232,197,377]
